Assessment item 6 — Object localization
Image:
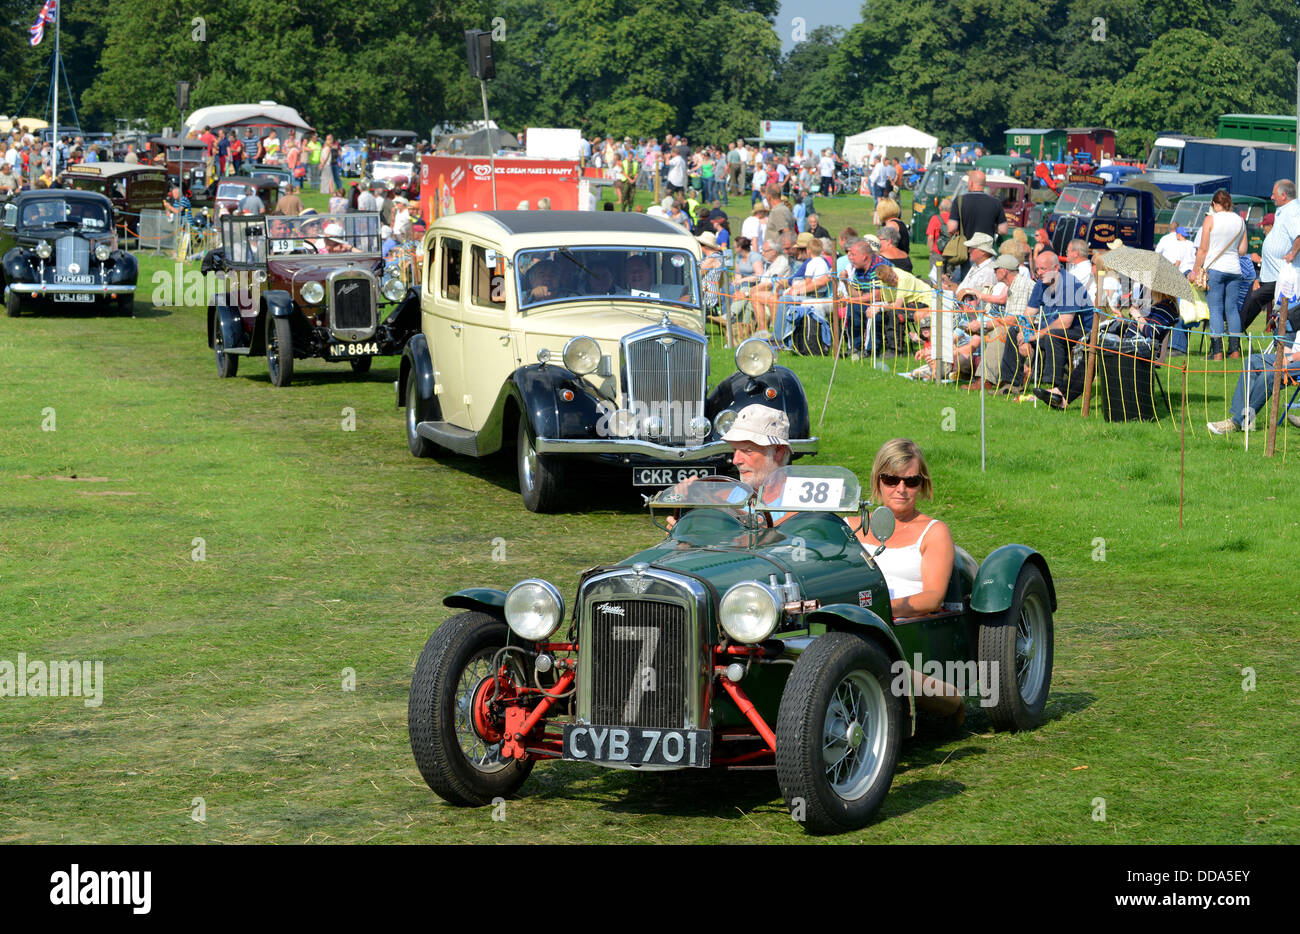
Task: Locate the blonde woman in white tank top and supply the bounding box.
[849,439,963,723]
[850,452,954,619]
[1191,190,1249,359]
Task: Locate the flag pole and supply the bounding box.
[51,0,60,175]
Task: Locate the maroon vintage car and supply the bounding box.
[213,177,281,216]
[204,212,418,387]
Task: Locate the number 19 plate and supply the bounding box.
[562,724,711,768]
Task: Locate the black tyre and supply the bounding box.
[977,564,1054,732]
[516,419,564,513]
[408,612,534,806]
[350,356,372,374]
[776,633,903,834]
[214,320,238,378]
[266,315,294,387]
[405,373,437,458]
[5,289,20,318]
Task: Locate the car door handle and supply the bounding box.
[450,324,462,334]
[499,335,510,345]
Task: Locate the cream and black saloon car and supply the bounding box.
[399,211,818,511]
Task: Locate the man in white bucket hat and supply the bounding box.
[721,404,791,492]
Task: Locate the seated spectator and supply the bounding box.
[1017,251,1093,407]
[948,232,998,301]
[875,197,910,254]
[877,223,911,272]
[778,236,834,351]
[1207,328,1300,434]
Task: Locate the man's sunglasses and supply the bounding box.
[879,473,924,489]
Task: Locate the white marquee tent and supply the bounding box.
[842,125,938,165]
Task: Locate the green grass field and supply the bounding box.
[0,202,1296,844]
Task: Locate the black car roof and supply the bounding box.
[218,176,279,192]
[476,211,688,236]
[12,189,114,207]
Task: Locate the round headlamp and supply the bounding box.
[609,409,637,437]
[644,414,664,437]
[301,281,325,305]
[382,276,406,302]
[713,408,737,437]
[504,579,565,641]
[688,415,711,438]
[562,336,601,376]
[36,240,52,260]
[719,581,782,643]
[94,243,111,262]
[736,337,776,377]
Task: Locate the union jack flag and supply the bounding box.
[29,0,57,47]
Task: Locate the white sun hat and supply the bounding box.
[722,404,790,447]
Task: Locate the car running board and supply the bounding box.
[416,421,479,456]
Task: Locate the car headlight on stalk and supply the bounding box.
[562,336,600,376]
[382,275,406,302]
[735,337,775,377]
[301,281,325,305]
[36,240,52,259]
[505,579,565,641]
[94,243,111,262]
[719,581,782,643]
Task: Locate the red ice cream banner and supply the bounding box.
[420,155,581,226]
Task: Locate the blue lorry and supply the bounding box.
[1145,137,1294,200]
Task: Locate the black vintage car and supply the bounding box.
[204,212,419,386]
[1,190,139,317]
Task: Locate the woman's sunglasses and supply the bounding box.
[879,473,924,489]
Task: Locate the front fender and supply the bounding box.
[250,290,299,354]
[970,545,1056,614]
[509,363,608,445]
[2,248,32,286]
[707,365,813,445]
[382,286,420,339]
[803,604,905,661]
[106,251,138,285]
[443,588,507,617]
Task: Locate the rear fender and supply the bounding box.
[400,333,435,408]
[208,301,245,350]
[970,545,1056,614]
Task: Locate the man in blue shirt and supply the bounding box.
[1017,250,1092,406]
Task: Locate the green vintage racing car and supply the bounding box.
[408,465,1056,834]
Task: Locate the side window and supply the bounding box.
[470,245,505,309]
[440,237,462,301]
[425,245,437,294]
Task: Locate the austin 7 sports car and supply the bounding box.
[400,211,817,512]
[2,190,139,316]
[408,466,1056,834]
[204,212,418,386]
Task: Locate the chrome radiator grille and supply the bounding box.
[624,333,705,444]
[330,275,375,335]
[587,599,687,728]
[55,236,91,275]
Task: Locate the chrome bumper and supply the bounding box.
[533,436,819,458]
[9,283,137,294]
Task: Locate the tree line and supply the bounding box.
[2,0,1295,156]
